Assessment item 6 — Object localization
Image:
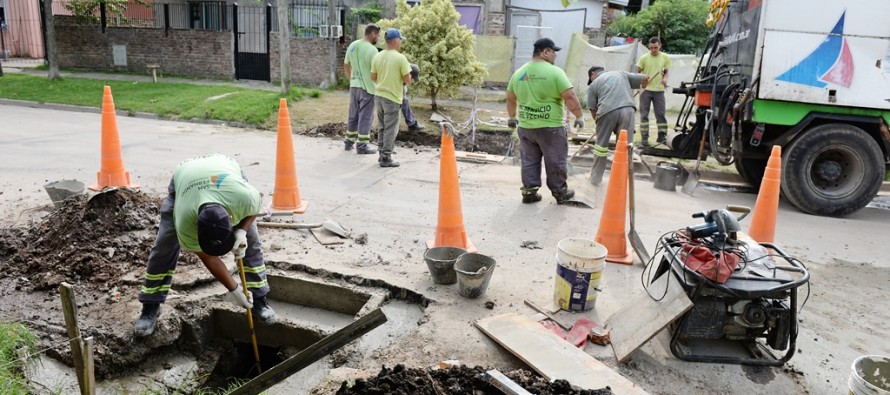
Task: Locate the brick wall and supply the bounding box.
[269,32,347,87]
[54,17,233,79]
[486,12,505,36]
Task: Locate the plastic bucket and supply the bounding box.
[423,247,466,284]
[554,238,607,311]
[454,253,496,299]
[44,180,85,208]
[849,355,890,395]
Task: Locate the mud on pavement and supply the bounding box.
[300,122,513,155]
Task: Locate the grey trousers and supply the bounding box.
[589,107,636,185]
[518,126,569,194]
[401,96,417,127]
[346,87,375,144]
[376,96,402,155]
[639,90,667,139]
[138,178,270,304]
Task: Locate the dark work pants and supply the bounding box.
[639,90,667,140]
[138,178,270,304]
[589,107,636,185]
[346,87,375,145]
[401,96,417,127]
[376,97,402,156]
[518,126,569,194]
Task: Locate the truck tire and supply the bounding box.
[781,124,884,216]
[734,157,767,188]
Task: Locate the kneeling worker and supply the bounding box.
[134,154,277,337]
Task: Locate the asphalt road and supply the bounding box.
[1,102,888,394]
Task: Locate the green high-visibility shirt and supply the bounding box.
[172,154,261,252]
[345,39,378,94]
[507,61,573,129]
[636,52,672,93]
[371,49,411,104]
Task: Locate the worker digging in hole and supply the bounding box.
[134,154,278,337]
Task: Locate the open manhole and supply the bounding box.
[28,271,426,394]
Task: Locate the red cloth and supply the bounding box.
[680,244,740,283]
[540,317,603,348]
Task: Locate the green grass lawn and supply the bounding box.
[0,74,316,128]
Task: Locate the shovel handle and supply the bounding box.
[257,222,322,230]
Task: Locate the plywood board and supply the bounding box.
[475,313,649,394]
[310,227,345,245]
[606,273,694,363]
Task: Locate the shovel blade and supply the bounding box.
[322,219,349,238]
[681,171,701,196]
[628,230,651,264]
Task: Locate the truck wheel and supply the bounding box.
[781,124,884,216]
[734,157,767,188]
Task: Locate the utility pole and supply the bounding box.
[277,0,290,94]
[327,0,336,87]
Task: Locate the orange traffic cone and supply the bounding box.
[427,126,476,252]
[595,130,632,265]
[89,86,138,191]
[747,145,782,243]
[270,99,308,214]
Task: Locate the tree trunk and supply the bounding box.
[43,0,60,80]
[431,89,438,112]
[277,0,290,94]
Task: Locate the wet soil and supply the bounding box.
[0,188,199,290]
[335,364,612,395]
[299,122,513,156]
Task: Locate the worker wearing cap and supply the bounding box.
[343,24,381,155]
[586,66,649,186]
[134,154,277,337]
[506,38,584,204]
[371,28,413,168]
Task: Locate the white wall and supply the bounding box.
[510,0,604,29]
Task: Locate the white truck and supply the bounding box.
[651,0,890,216]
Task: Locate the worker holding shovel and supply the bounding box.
[134,154,278,337]
[586,66,648,186]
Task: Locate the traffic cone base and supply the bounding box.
[91,86,137,190]
[269,201,308,215]
[426,237,477,253]
[594,130,632,265]
[270,98,308,213]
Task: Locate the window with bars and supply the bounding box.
[288,3,343,38]
[188,1,227,31]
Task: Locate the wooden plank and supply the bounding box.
[475,313,649,394]
[606,273,694,363]
[455,151,504,163]
[82,337,96,395]
[310,227,344,245]
[59,283,87,395]
[229,308,387,395]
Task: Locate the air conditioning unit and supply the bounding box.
[330,25,342,38]
[319,24,328,37]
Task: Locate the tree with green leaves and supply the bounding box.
[377,0,486,111]
[606,0,710,54]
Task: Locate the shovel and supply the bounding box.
[566,131,597,176]
[681,128,709,196]
[257,219,349,238]
[627,144,651,265]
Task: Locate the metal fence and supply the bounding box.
[2,0,45,62]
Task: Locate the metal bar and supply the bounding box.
[265,3,271,81]
[163,4,170,37]
[39,0,47,65]
[100,1,106,33]
[233,3,239,79]
[229,308,388,395]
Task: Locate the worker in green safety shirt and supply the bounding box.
[134,154,277,337]
[506,37,584,205]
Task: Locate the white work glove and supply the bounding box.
[573,118,585,129]
[222,283,253,309]
[232,229,247,259]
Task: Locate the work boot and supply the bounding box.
[553,187,576,205]
[134,303,161,337]
[356,143,378,155]
[379,154,400,168]
[521,186,542,204]
[344,140,355,151]
[252,296,278,325]
[408,122,426,132]
[640,134,650,147]
[656,133,667,145]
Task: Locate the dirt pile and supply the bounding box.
[300,122,513,155]
[0,188,197,290]
[335,364,611,395]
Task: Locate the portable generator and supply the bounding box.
[650,206,810,366]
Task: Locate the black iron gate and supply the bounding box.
[233,3,270,81]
